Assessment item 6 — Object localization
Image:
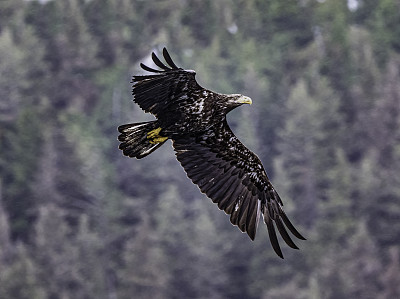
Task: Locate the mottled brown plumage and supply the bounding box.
[118,48,305,258]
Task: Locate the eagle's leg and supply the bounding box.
[147,127,168,144]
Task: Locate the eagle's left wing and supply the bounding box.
[132,48,205,118]
[173,120,305,258]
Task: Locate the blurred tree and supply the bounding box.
[0,0,24,33]
[275,78,329,228]
[33,204,112,299]
[1,108,43,240]
[181,0,217,47]
[0,0,399,297]
[352,0,379,24]
[26,0,99,113]
[316,0,354,119]
[363,56,400,249]
[0,181,11,261]
[379,247,400,299]
[315,223,382,299]
[369,0,400,65]
[119,198,169,299]
[0,243,45,299]
[0,29,25,122]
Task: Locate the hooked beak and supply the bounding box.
[237,95,252,105]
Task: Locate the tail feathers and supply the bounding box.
[118,121,166,159]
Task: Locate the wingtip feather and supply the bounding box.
[264,214,284,259]
[163,47,180,69]
[275,217,299,249]
[140,63,163,73]
[280,211,307,240]
[152,52,170,70]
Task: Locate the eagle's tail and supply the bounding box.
[118,121,167,159]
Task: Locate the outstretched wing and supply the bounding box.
[132,47,205,117]
[173,120,305,258]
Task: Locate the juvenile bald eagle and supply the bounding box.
[118,48,305,258]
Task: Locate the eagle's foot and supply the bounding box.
[147,127,168,144]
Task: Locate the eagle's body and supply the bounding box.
[118,48,305,258]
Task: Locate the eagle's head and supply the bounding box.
[223,94,252,113]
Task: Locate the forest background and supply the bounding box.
[1,0,400,298]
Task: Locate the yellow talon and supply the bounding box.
[147,127,168,144]
[147,127,162,138]
[150,136,168,144]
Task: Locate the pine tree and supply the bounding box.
[0,179,11,262]
[0,243,45,299]
[313,223,382,299]
[0,28,26,122]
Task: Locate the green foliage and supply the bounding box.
[0,243,45,299]
[0,108,43,240]
[369,0,400,65]
[0,0,399,298]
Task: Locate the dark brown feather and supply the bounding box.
[173,121,305,258]
[163,47,180,69]
[140,63,163,73]
[263,208,283,258]
[152,52,171,70]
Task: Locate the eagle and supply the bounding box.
[118,48,305,258]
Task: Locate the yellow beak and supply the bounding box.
[237,95,252,105]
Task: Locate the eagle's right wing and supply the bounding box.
[173,120,306,258]
[132,48,205,117]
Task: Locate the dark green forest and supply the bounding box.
[1,0,400,298]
